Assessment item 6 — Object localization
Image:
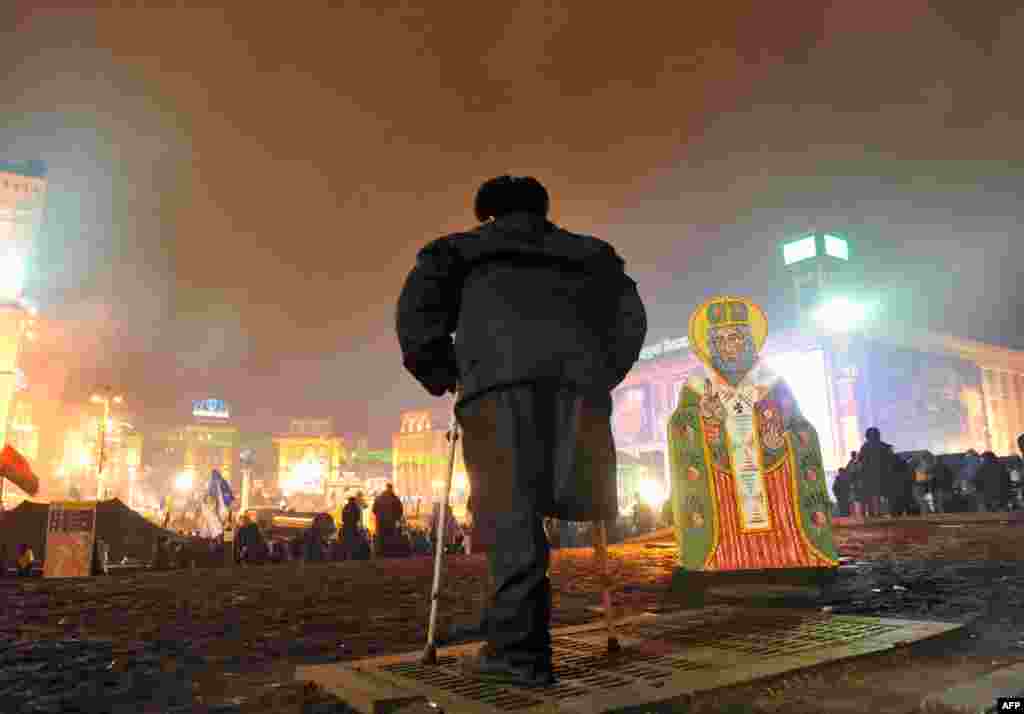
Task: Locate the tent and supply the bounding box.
[0,498,177,565]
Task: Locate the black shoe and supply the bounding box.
[439,621,485,645]
[459,648,555,688]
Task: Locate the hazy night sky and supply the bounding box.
[1,2,1022,446]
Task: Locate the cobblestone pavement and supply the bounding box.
[2,519,1024,713]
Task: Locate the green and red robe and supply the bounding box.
[668,365,838,571]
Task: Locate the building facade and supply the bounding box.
[392,409,467,520]
[273,418,347,505]
[142,399,240,501]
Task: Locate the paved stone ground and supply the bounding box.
[2,518,1024,713]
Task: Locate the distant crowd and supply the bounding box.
[146,481,672,570]
[832,428,1024,518]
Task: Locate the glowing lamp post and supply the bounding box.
[780,231,866,469]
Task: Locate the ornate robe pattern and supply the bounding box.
[669,363,838,571]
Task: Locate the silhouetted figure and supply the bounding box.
[960,449,982,495]
[302,513,334,562]
[397,175,646,686]
[976,451,1011,512]
[236,516,267,563]
[340,496,363,559]
[372,484,404,557]
[833,467,852,517]
[857,428,895,517]
[925,453,955,514]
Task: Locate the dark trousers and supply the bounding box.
[458,387,561,668]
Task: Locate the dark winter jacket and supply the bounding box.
[341,499,361,533]
[372,491,403,529]
[833,469,851,501]
[396,212,647,404]
[976,456,1010,506]
[857,439,895,500]
[927,462,955,492]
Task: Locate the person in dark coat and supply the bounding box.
[302,513,335,562]
[975,451,1011,512]
[857,428,895,517]
[396,175,646,686]
[845,451,863,517]
[925,453,955,514]
[372,484,404,556]
[236,515,266,563]
[340,496,362,559]
[833,467,851,517]
[893,453,915,517]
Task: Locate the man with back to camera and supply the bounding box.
[857,427,894,518]
[396,175,647,686]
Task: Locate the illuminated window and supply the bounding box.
[783,236,817,266]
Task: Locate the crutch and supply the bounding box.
[422,387,461,665]
[595,520,621,653]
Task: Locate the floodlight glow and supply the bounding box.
[813,297,867,331]
[174,472,193,492]
[0,251,26,302]
[765,349,838,471]
[280,460,324,496]
[823,234,849,260]
[638,477,667,509]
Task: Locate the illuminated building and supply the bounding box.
[0,161,46,508]
[392,409,467,520]
[273,418,347,505]
[54,411,143,504]
[144,399,239,499]
[8,398,38,465]
[615,326,1024,501]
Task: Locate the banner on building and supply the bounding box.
[43,500,97,578]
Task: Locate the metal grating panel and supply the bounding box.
[616,612,904,657]
[300,608,964,714]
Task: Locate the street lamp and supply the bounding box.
[780,230,868,470]
[90,387,124,500]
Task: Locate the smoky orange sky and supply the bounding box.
[2,2,1022,445]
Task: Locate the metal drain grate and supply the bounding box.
[380,660,545,710]
[378,637,704,707]
[617,613,903,657]
[300,608,963,714]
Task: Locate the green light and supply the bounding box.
[783,236,817,265]
[824,234,849,261]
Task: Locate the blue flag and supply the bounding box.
[208,469,234,513]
